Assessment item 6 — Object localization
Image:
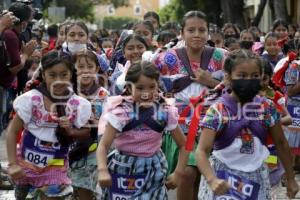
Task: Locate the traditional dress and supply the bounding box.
[100,97,179,200]
[198,93,280,200]
[13,89,91,199]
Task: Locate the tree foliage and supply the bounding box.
[158,0,204,24]
[102,16,137,29]
[44,0,95,21]
[92,0,129,8]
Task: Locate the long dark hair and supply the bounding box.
[124,61,160,96]
[36,50,77,145]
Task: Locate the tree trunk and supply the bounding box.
[221,0,245,29]
[273,0,288,21]
[252,0,268,26]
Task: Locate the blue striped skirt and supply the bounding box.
[101,150,168,200]
[198,155,272,200]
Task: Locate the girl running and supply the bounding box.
[155,10,227,200]
[97,61,188,199]
[68,49,110,200]
[196,49,298,200]
[6,50,92,199]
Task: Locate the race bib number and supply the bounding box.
[110,174,145,200]
[213,171,260,200]
[24,149,54,168]
[287,104,300,129]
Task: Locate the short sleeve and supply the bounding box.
[208,48,228,72]
[200,103,225,132]
[104,105,131,132]
[70,97,92,128]
[284,65,299,86]
[13,91,33,124]
[154,49,180,75]
[264,99,281,128]
[165,105,179,131]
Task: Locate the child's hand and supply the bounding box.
[286,179,299,199]
[98,169,112,188]
[208,177,230,196]
[190,68,212,86]
[59,116,71,130]
[7,164,24,181]
[165,172,181,190]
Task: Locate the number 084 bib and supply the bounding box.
[21,130,68,168]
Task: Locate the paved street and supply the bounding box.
[0,132,299,199]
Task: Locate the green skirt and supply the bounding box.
[161,132,198,175]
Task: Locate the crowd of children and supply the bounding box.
[2,2,300,199]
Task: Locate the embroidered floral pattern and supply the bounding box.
[155,48,227,76]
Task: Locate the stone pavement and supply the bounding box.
[0,133,300,200]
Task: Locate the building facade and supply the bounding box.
[94,0,169,20]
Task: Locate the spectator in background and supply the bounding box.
[272,19,289,40]
[161,22,180,36]
[224,37,240,52]
[222,23,240,39]
[261,32,284,70]
[0,2,37,133]
[0,11,16,33]
[144,11,161,34]
[288,23,298,39]
[249,26,262,42]
[209,29,225,48]
[157,30,177,48]
[46,24,58,51]
[239,29,256,50]
[56,21,70,49]
[294,30,300,40]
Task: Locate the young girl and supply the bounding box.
[6,50,92,199]
[68,50,110,200]
[196,49,298,200]
[97,61,188,199]
[133,20,155,50]
[260,60,292,189]
[110,34,148,95]
[272,19,289,41]
[261,32,284,70]
[63,21,89,54]
[239,29,255,50]
[155,10,227,200]
[56,21,70,49]
[143,11,160,34]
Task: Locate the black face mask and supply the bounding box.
[224,34,239,39]
[231,79,261,103]
[240,41,254,50]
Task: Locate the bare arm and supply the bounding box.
[170,126,189,174]
[96,123,118,187]
[196,128,217,182]
[6,114,23,165]
[196,128,230,195]
[287,84,300,97]
[270,122,299,198]
[280,106,292,126]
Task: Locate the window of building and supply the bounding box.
[134,5,142,15]
[107,4,115,15]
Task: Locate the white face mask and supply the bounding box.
[67,42,87,53]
